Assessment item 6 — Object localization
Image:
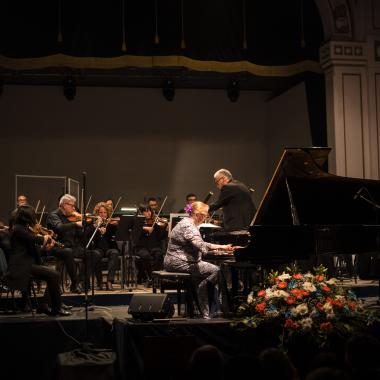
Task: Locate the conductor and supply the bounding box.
[209,169,256,231]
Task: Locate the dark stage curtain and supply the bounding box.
[0,0,324,66]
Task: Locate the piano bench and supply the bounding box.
[151,271,201,317]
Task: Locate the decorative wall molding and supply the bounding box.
[320,41,367,69]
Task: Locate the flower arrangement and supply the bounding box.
[235,265,377,349]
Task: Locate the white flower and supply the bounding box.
[323,302,333,313]
[278,273,292,281]
[265,289,289,299]
[326,278,338,285]
[265,310,280,318]
[247,292,254,304]
[303,282,317,292]
[304,272,314,279]
[299,317,313,330]
[292,303,308,316]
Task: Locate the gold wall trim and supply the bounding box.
[0,54,322,77]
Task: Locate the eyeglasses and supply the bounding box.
[215,177,224,184]
[65,203,75,207]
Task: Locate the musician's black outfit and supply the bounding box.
[46,209,101,292]
[209,179,256,230]
[133,221,167,284]
[6,224,64,315]
[85,223,120,289]
[0,228,12,263]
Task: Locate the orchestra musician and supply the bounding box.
[46,194,101,294]
[147,197,159,213]
[105,198,114,211]
[85,202,120,291]
[5,204,70,316]
[134,204,167,285]
[9,194,29,229]
[0,220,12,263]
[164,201,235,319]
[209,169,256,231]
[178,193,197,213]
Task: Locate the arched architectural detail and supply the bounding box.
[318,0,380,180]
[314,0,353,41]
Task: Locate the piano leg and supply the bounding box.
[224,261,261,309]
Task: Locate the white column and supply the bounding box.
[320,40,380,179]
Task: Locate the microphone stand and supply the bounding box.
[86,222,101,302]
[81,171,90,341]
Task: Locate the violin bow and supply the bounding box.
[84,195,92,214]
[38,205,46,225]
[35,200,41,214]
[103,196,122,228]
[151,195,168,229]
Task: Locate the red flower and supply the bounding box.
[316,275,325,282]
[292,273,303,279]
[257,290,266,297]
[332,299,343,308]
[316,302,324,312]
[286,297,296,305]
[255,302,267,313]
[291,288,303,299]
[320,322,333,332]
[285,319,299,329]
[322,286,331,293]
[348,302,357,311]
[278,282,288,289]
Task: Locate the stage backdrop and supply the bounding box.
[0,84,311,221]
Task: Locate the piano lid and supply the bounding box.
[251,147,380,226]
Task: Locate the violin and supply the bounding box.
[106,217,120,225]
[29,223,58,239]
[28,224,64,249]
[66,212,97,223]
[155,216,168,228]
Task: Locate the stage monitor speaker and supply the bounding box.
[128,293,174,321]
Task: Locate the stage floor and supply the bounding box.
[1,279,380,380]
[1,277,379,321]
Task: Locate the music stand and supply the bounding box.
[169,213,188,234]
[115,215,136,291]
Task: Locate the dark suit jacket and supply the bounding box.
[209,180,256,230]
[7,224,44,290]
[46,208,82,248]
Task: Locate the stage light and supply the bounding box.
[162,79,175,101]
[63,76,76,101]
[227,80,239,102]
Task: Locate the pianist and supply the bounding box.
[164,201,234,319]
[209,169,256,231]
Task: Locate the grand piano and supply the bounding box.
[234,147,380,275]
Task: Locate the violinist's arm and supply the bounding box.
[46,213,78,233]
[13,225,45,248]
